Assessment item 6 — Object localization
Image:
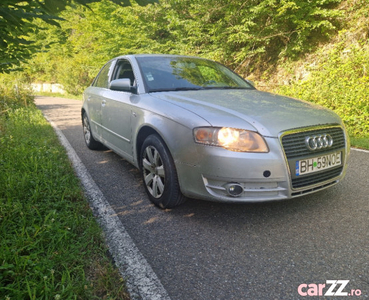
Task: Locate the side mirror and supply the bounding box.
[109,79,137,93]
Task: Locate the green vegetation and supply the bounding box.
[22,0,344,94]
[0,84,129,299]
[350,136,369,150]
[11,0,365,148]
[1,1,366,297]
[265,0,369,148]
[0,0,157,73]
[273,38,369,148]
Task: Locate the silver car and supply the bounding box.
[82,54,350,208]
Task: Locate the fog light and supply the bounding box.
[225,183,244,197]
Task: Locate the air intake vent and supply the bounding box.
[281,125,346,189]
[291,166,343,189]
[281,126,345,159]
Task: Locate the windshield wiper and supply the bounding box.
[202,86,252,90]
[173,87,205,91]
[149,87,204,93]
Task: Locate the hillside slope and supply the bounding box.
[258,0,369,142]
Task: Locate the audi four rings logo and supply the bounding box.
[305,134,334,150]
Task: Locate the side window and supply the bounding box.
[93,61,113,88]
[112,60,135,86]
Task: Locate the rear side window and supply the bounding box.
[93,61,114,88]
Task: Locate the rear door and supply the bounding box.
[85,60,115,141]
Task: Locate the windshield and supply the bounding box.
[136,56,254,93]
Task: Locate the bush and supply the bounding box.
[276,39,369,137]
[21,0,345,89]
[0,75,34,113]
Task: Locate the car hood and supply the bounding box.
[151,89,343,137]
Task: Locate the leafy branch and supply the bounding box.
[0,0,158,72]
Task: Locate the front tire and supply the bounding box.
[140,134,186,209]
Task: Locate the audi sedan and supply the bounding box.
[82,54,350,208]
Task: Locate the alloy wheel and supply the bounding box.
[142,145,166,198]
[83,115,91,145]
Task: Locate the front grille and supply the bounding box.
[281,125,346,189]
[281,126,345,159]
[292,166,343,189]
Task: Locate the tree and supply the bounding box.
[0,0,157,73]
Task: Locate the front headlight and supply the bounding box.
[194,127,269,152]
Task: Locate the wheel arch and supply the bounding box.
[81,107,88,124]
[137,127,186,208]
[135,125,165,169]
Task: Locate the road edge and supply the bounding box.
[351,147,369,153]
[42,114,171,300]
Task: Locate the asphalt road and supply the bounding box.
[35,96,369,300]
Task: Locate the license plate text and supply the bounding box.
[296,152,342,176]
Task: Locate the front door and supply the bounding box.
[101,59,136,160]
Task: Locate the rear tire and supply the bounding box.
[82,113,103,150]
[140,134,186,209]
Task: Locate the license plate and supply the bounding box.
[296,152,342,176]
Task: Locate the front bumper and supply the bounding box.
[175,125,349,203]
[176,137,292,202]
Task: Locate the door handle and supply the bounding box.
[101,100,106,107]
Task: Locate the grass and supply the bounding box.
[350,136,369,150]
[0,88,130,299]
[34,91,83,100]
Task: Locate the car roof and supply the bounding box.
[117,54,212,61]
